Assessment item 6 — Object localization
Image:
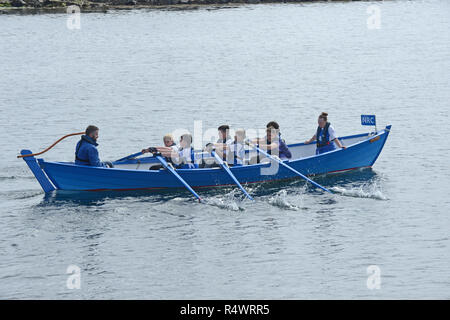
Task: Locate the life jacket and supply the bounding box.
[316,122,331,148]
[190,148,195,164]
[256,142,260,163]
[233,141,238,166]
[75,141,88,163]
[165,142,177,163]
[219,138,228,161]
[266,137,272,156]
[178,147,197,169]
[232,141,244,166]
[75,135,96,163]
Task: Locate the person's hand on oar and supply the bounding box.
[142,147,173,156]
[142,147,160,154]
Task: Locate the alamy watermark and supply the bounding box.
[367,5,381,30]
[66,265,81,289]
[366,265,381,290]
[161,120,283,175]
[67,6,81,30]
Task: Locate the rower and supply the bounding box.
[304,112,346,155]
[159,134,199,169]
[215,125,232,161]
[254,121,292,160]
[75,125,108,167]
[227,129,246,166]
[142,133,179,163]
[163,134,179,152]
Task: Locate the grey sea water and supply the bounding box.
[0,0,449,299]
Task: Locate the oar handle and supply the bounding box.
[17,132,84,158]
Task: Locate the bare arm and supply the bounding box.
[141,146,173,154]
[333,138,346,149]
[304,134,316,144]
[214,144,226,159]
[257,141,278,151]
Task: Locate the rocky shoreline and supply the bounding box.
[0,0,364,14]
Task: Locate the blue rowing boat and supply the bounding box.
[20,125,391,193]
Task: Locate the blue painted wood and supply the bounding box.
[22,126,392,193]
[20,150,56,192]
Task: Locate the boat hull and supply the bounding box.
[22,126,391,192]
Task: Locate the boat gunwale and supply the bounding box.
[110,130,378,166]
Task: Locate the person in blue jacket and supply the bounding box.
[75,125,107,167]
[254,121,292,160]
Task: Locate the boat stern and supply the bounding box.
[20,150,56,193]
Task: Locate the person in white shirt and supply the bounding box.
[215,124,233,161]
[142,133,179,163]
[227,129,246,166]
[160,133,199,169]
[304,112,346,155]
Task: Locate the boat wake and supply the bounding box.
[267,189,304,211]
[331,183,388,200]
[202,189,246,211]
[203,198,243,211]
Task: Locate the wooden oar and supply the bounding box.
[211,151,253,201]
[115,151,144,162]
[155,155,202,203]
[247,141,333,194]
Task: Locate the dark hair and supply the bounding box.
[266,121,279,130]
[181,133,192,144]
[319,112,328,122]
[85,125,99,136]
[218,125,229,133]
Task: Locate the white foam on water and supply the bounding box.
[171,197,188,202]
[268,190,301,211]
[203,198,242,211]
[202,188,247,211]
[331,182,388,200]
[113,207,127,214]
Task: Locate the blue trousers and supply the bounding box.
[316,144,336,155]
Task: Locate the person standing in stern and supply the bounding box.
[304,112,346,155]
